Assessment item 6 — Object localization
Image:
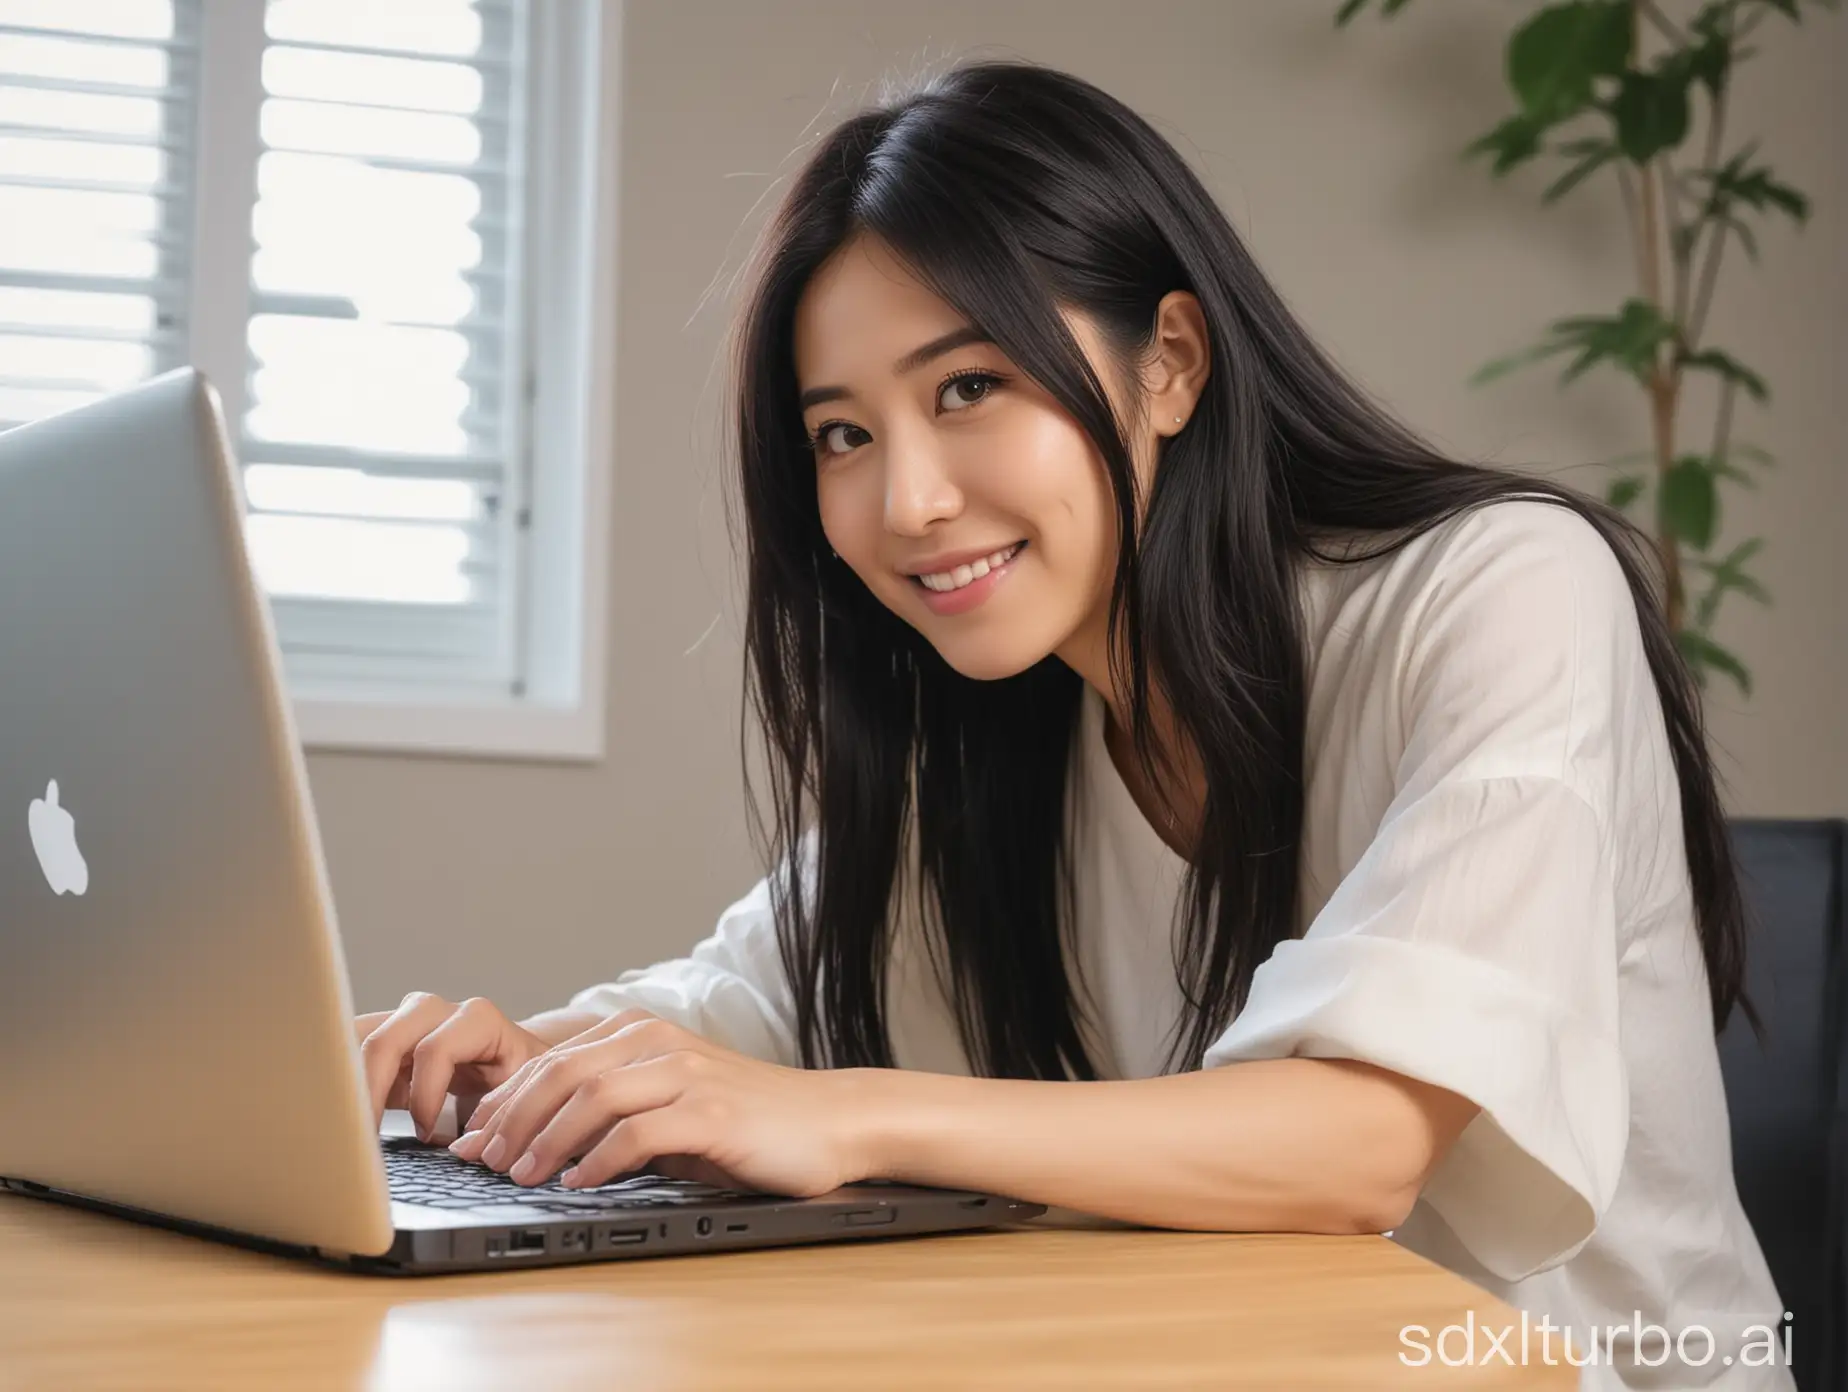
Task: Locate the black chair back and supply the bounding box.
[1720,819,1848,1392]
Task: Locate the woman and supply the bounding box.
[359,60,1789,1386]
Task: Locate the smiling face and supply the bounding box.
[792,234,1203,687]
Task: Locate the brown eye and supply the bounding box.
[938,371,1000,413]
[812,422,868,456]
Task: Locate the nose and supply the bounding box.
[882,430,964,537]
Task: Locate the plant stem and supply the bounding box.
[1684,9,1737,350]
[1685,177,1731,352]
[1664,149,1693,325]
[1615,164,1655,295]
[1709,376,1738,490]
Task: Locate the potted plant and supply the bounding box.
[1335,0,1835,695]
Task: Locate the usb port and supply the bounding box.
[604,1225,648,1247]
[484,1233,543,1260]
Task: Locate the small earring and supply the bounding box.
[1173,415,1183,424]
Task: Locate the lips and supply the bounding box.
[907,540,1028,591]
[909,540,1027,616]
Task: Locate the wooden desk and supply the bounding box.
[1,1194,1572,1389]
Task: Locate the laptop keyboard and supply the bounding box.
[382,1136,754,1217]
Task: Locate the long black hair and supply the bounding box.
[726,58,1756,1079]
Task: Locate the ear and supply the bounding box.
[1146,290,1210,436]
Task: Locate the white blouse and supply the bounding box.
[570,500,1792,1391]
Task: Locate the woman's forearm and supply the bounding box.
[845,1058,1476,1235]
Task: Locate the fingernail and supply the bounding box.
[509,1153,537,1184]
[448,1131,479,1156]
[481,1136,508,1169]
[560,1167,580,1188]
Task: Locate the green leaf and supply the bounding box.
[1686,34,1730,100]
[1712,460,1758,490]
[1474,300,1677,389]
[1542,139,1617,202]
[1611,70,1693,162]
[1659,456,1718,549]
[1757,0,1801,18]
[1558,298,1678,385]
[1463,112,1548,176]
[1725,571,1771,604]
[1728,442,1778,467]
[1688,534,1771,630]
[1721,213,1761,264]
[1468,338,1574,385]
[1691,2,1738,43]
[1677,347,1770,403]
[1687,143,1811,226]
[1748,173,1807,222]
[1606,474,1647,508]
[1676,629,1752,696]
[1689,537,1771,597]
[1717,536,1766,568]
[1508,2,1632,122]
[1721,536,1766,567]
[1335,0,1413,23]
[1689,566,1772,606]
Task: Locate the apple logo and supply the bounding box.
[29,778,89,897]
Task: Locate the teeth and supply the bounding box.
[919,543,1021,592]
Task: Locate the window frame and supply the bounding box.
[184,0,615,763]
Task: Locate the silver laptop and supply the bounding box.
[0,369,1044,1273]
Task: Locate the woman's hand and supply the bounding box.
[354,993,551,1142]
[447,1010,872,1197]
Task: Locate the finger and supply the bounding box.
[461,1053,540,1139]
[354,1011,394,1044]
[471,1038,625,1171]
[557,1006,658,1049]
[472,1017,689,1165]
[357,993,453,1126]
[461,1009,660,1136]
[455,1056,545,1153]
[560,1103,710,1190]
[405,998,506,1142]
[507,1055,691,1186]
[465,1044,602,1168]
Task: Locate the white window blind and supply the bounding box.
[0,0,200,428]
[242,0,529,696]
[0,0,534,700]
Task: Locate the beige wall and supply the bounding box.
[310,0,1848,1020]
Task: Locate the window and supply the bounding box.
[0,0,614,760]
[0,1,198,421]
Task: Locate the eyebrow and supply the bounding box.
[797,325,994,411]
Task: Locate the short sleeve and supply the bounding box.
[567,830,814,1067]
[1201,501,1637,1283]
